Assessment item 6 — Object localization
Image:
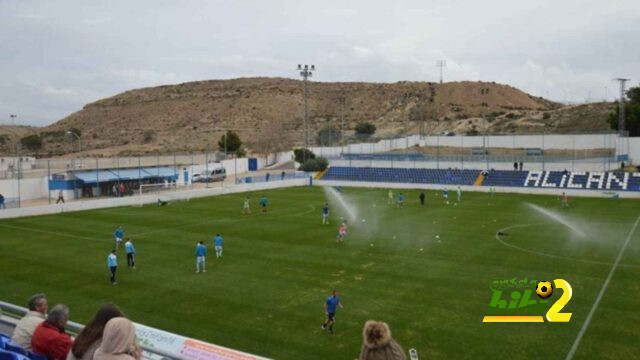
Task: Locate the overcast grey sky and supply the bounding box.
[1,0,638,126]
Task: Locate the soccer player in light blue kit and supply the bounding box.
[114,226,124,249]
[124,238,136,269]
[107,250,117,285]
[321,290,343,334]
[195,241,207,273]
[214,233,224,258]
[260,195,268,213]
[396,192,405,208]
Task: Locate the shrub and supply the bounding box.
[143,130,156,143]
[20,134,43,152]
[299,157,328,172]
[317,126,341,146]
[294,148,315,163]
[355,122,376,137]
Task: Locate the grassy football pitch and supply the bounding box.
[1,186,639,359]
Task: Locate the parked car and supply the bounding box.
[193,166,226,183]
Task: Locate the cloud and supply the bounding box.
[42,84,76,96]
[0,0,638,125]
[509,61,617,102]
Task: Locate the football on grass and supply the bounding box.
[536,281,553,299]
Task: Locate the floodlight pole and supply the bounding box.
[297,64,315,162]
[9,114,18,167]
[339,94,346,146]
[67,131,82,153]
[436,60,447,84]
[614,78,630,158]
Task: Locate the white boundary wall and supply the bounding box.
[315,180,640,199]
[0,176,49,200]
[0,178,309,220]
[307,134,631,160]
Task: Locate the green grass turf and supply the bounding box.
[1,187,639,359]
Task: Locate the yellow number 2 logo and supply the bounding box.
[546,279,573,322]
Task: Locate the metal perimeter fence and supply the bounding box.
[0,132,633,208]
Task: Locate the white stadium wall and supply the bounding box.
[0,176,49,200]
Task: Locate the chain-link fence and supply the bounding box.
[0,152,241,208]
[312,132,630,172]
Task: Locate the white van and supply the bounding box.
[193,164,227,183]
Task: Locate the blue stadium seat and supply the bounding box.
[0,334,9,349]
[0,350,18,360]
[27,353,46,360]
[3,344,24,356]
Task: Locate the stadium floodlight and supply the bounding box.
[66,130,82,154]
[296,64,316,162]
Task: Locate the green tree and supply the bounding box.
[299,157,328,172]
[294,148,315,163]
[316,126,341,146]
[608,86,640,136]
[20,134,43,153]
[218,130,244,155]
[355,122,376,137]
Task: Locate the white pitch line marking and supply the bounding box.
[494,223,640,269]
[565,214,640,360]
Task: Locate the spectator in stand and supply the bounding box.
[281,171,286,180]
[11,293,48,351]
[519,161,523,171]
[358,320,406,360]
[0,193,5,209]
[513,162,518,171]
[31,304,72,360]
[265,172,270,182]
[93,317,141,360]
[68,304,124,360]
[119,183,125,197]
[112,183,118,197]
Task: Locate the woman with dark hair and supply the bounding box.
[68,304,124,360]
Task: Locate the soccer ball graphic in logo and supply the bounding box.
[536,281,553,299]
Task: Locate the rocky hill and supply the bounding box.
[2,77,615,156]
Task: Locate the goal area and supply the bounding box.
[136,182,192,206]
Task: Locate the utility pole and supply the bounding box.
[403,93,410,152]
[418,95,425,137]
[339,94,346,145]
[614,78,630,159]
[436,60,447,84]
[297,64,315,162]
[614,78,629,137]
[9,114,18,170]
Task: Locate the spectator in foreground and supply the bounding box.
[31,304,72,360]
[93,317,141,360]
[68,304,124,360]
[358,320,406,360]
[12,293,48,351]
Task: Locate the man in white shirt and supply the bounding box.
[11,293,48,351]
